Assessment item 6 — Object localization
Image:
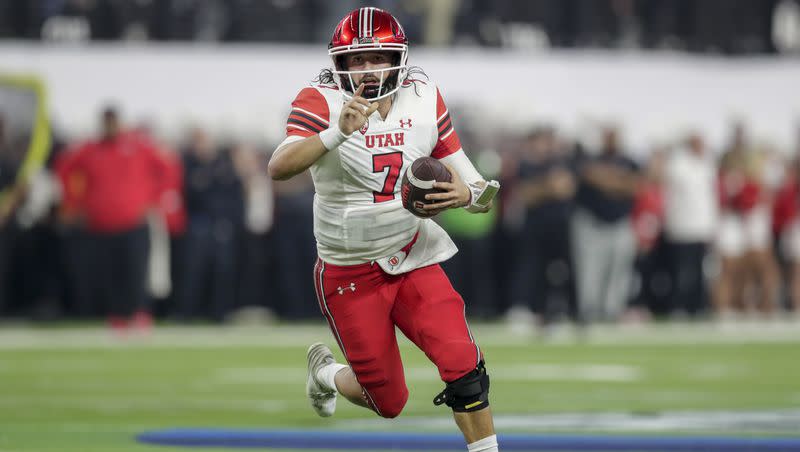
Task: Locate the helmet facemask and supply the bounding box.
[329,47,408,101]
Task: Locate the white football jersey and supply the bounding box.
[279,79,463,268]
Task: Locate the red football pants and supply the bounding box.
[313,258,483,418]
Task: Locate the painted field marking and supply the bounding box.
[211,363,641,385]
[136,428,800,451]
[0,321,798,350]
[342,410,800,434]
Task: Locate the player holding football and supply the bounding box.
[268,8,500,452]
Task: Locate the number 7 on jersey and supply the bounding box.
[372,152,403,203]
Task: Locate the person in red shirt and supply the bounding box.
[56,107,172,333]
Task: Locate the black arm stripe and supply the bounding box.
[290,111,328,130]
[438,121,453,139]
[287,117,323,133]
[438,118,452,133]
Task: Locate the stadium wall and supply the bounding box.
[1,43,798,153]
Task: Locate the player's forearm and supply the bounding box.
[439,150,483,186]
[267,135,328,181]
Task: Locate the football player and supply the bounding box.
[268,7,500,452]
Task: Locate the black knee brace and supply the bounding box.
[432,361,490,412]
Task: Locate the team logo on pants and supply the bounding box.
[337,283,356,295]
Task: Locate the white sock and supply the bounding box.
[316,362,348,392]
[467,434,498,452]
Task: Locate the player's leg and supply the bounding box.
[309,259,409,418]
[454,407,497,448]
[332,365,370,408]
[394,264,498,450]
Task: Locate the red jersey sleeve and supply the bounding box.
[286,87,330,138]
[431,87,462,159]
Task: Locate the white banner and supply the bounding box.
[1,43,798,153]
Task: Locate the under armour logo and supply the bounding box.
[337,283,356,295]
[399,118,412,129]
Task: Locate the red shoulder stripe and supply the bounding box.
[286,87,330,138]
[432,86,461,158]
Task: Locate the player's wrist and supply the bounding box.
[464,180,501,213]
[319,125,352,151]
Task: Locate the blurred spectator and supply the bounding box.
[420,0,461,46]
[55,106,171,333]
[0,0,783,54]
[630,148,666,319]
[231,143,276,316]
[632,149,664,254]
[772,155,799,313]
[714,124,780,319]
[150,0,230,41]
[43,0,124,40]
[786,130,800,317]
[663,133,718,317]
[1,111,60,318]
[146,147,182,302]
[174,128,244,322]
[0,113,17,313]
[136,127,186,313]
[270,168,317,319]
[490,136,527,318]
[571,126,641,323]
[509,127,578,326]
[0,113,27,221]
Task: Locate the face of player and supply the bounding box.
[344,51,397,99]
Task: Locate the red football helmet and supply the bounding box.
[328,7,408,100]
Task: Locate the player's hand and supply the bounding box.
[339,84,379,135]
[422,163,471,214]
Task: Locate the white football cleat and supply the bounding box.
[306,342,338,417]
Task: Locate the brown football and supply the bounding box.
[401,156,452,218]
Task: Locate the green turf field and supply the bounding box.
[0,321,799,452]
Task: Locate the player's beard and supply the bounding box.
[356,70,399,99]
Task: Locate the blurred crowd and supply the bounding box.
[2,105,800,333]
[2,0,799,54]
[490,122,800,332]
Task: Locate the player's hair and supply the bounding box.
[315,66,428,97]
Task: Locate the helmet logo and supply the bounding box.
[351,36,379,45]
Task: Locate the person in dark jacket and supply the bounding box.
[175,128,245,322]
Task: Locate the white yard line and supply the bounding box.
[210,363,642,384]
[0,394,288,413]
[0,321,797,350]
